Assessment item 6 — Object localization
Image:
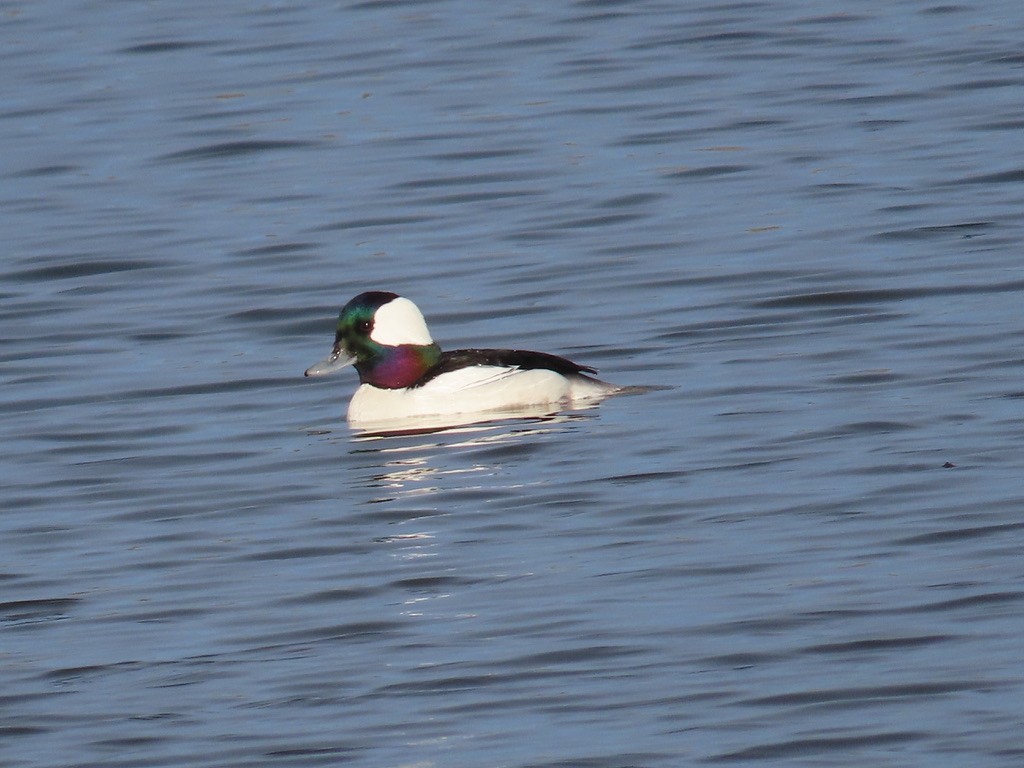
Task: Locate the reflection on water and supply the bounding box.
[339,411,599,502]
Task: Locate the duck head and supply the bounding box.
[304,291,442,389]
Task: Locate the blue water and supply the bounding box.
[4,2,1024,766]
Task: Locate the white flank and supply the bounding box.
[370,297,433,346]
[347,367,619,425]
[417,365,522,392]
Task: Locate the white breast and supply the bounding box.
[347,366,615,425]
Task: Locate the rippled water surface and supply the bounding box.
[4,2,1024,766]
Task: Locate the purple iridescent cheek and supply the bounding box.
[362,345,438,389]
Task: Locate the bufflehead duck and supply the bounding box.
[305,291,619,426]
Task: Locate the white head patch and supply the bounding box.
[371,296,434,346]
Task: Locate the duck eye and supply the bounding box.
[355,318,372,335]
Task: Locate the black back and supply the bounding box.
[414,348,597,387]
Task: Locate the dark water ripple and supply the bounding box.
[3,1,1024,767]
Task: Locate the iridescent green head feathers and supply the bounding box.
[305,291,441,388]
